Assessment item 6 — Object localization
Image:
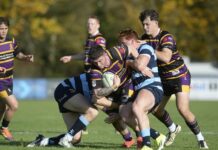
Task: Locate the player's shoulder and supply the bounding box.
[159,30,174,41]
[94,33,106,40]
[94,33,106,46]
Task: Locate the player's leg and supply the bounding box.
[153,95,181,146]
[31,112,82,147]
[59,94,99,147]
[103,106,135,148]
[132,89,155,150]
[176,92,208,149]
[112,117,135,148]
[62,112,82,145]
[0,93,18,141]
[0,100,6,121]
[120,102,166,149]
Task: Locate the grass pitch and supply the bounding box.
[0,100,217,150]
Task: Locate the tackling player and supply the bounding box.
[88,43,166,150]
[27,73,135,148]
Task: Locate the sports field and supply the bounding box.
[0,100,217,150]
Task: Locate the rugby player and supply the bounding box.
[0,17,34,141]
[59,15,106,135]
[60,15,106,73]
[88,43,166,150]
[118,28,166,150]
[139,9,208,149]
[27,73,135,148]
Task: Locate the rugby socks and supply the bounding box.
[141,128,151,147]
[135,130,141,137]
[186,119,204,141]
[122,131,132,141]
[1,119,10,128]
[156,110,175,132]
[150,128,160,139]
[68,115,89,137]
[48,134,65,145]
[168,123,177,132]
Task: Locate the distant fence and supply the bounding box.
[13,77,218,100]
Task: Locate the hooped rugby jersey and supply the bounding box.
[84,33,106,73]
[132,43,162,91]
[90,44,131,90]
[0,36,21,90]
[141,30,189,80]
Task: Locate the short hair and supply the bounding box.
[139,9,159,23]
[0,17,9,26]
[89,45,105,61]
[88,15,100,24]
[118,28,139,42]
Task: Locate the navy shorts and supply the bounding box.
[54,83,79,113]
[132,85,163,112]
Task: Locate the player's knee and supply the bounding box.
[8,102,19,112]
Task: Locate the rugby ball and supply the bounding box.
[102,72,115,88]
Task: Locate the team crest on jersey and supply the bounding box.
[96,38,105,45]
[92,80,97,87]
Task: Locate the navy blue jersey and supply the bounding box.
[132,43,162,91]
[54,73,93,113]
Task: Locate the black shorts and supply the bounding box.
[162,72,191,96]
[54,83,79,113]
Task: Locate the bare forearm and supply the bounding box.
[16,52,26,60]
[156,50,172,63]
[96,86,117,97]
[94,97,119,109]
[71,53,84,60]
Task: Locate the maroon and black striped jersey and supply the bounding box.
[141,30,189,80]
[0,36,21,91]
[84,33,106,73]
[90,44,132,89]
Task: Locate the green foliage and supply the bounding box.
[0,0,217,77]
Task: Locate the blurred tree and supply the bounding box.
[0,0,217,77]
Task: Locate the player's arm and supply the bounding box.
[155,47,172,63]
[92,97,119,109]
[16,52,34,62]
[60,53,84,63]
[127,54,154,77]
[93,75,120,98]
